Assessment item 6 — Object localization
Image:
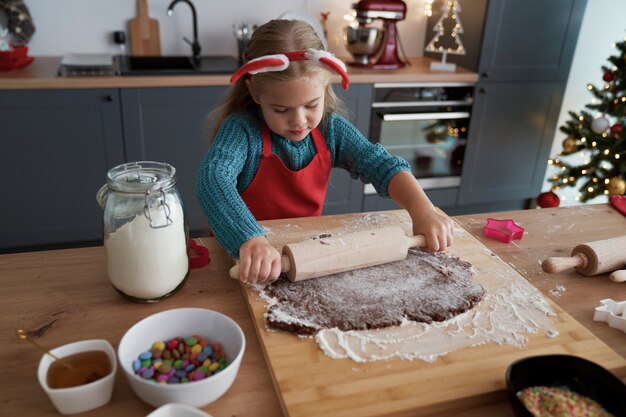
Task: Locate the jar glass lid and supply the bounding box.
[106,161,177,194]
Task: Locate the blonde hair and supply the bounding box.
[209,19,346,139]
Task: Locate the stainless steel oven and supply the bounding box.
[365,83,473,195]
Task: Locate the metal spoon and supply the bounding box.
[16,329,103,383]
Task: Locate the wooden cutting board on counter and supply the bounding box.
[239,211,626,417]
[129,0,160,56]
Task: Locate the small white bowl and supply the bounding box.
[37,339,117,415]
[147,403,213,417]
[118,308,245,408]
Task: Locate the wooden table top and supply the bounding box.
[1,204,624,417]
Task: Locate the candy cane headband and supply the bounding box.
[230,49,350,90]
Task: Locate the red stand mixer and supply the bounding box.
[349,0,407,69]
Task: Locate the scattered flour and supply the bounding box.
[549,285,567,297]
[247,213,558,363]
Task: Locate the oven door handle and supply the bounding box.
[381,111,470,121]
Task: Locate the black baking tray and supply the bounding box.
[506,354,626,417]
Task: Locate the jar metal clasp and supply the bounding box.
[143,188,173,229]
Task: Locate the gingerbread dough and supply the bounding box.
[263,249,485,335]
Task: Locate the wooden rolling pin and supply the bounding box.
[541,235,626,276]
[610,270,626,282]
[229,226,427,282]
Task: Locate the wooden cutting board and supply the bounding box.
[239,211,626,417]
[129,0,160,56]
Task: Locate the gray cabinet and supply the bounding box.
[458,0,587,209]
[121,87,226,235]
[323,84,371,215]
[477,0,587,82]
[459,81,565,204]
[0,89,125,250]
[1,83,371,250]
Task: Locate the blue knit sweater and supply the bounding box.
[196,111,411,257]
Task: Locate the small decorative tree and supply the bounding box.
[424,0,466,72]
[545,37,626,204]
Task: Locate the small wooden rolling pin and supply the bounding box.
[229,226,427,282]
[541,235,626,277]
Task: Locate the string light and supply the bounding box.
[424,0,435,16]
[424,0,466,56]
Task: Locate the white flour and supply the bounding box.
[105,197,188,300]
[252,224,558,363]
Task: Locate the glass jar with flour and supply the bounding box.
[97,161,189,302]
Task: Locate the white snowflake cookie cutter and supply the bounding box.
[593,299,626,333]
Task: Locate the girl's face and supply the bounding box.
[247,77,326,142]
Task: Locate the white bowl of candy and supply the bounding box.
[118,308,245,408]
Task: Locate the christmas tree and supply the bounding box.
[546,37,626,202]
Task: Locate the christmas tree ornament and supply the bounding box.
[0,0,36,45]
[591,116,610,134]
[610,123,623,138]
[537,191,560,208]
[603,71,614,82]
[562,137,577,153]
[610,195,626,216]
[607,177,626,195]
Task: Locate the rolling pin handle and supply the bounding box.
[406,234,427,249]
[609,269,626,283]
[541,253,588,274]
[229,255,291,280]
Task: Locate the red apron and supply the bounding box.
[241,120,332,221]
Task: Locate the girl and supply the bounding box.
[196,19,453,284]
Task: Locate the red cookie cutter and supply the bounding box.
[484,218,525,243]
[189,239,210,268]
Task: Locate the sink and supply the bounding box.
[116,55,240,75]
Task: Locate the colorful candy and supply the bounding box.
[133,335,229,384]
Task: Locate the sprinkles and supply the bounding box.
[517,386,614,417]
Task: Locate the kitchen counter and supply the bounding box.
[0,56,478,90]
[2,204,625,417]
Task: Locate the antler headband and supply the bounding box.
[230,49,350,90]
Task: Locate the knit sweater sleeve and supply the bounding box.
[326,113,411,197]
[195,114,265,258]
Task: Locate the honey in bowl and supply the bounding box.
[47,350,112,389]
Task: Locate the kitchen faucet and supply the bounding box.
[167,0,201,62]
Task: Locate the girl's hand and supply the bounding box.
[237,236,282,283]
[387,171,454,253]
[410,206,454,253]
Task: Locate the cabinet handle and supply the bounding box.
[104,95,114,102]
[478,87,486,94]
[481,72,490,78]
